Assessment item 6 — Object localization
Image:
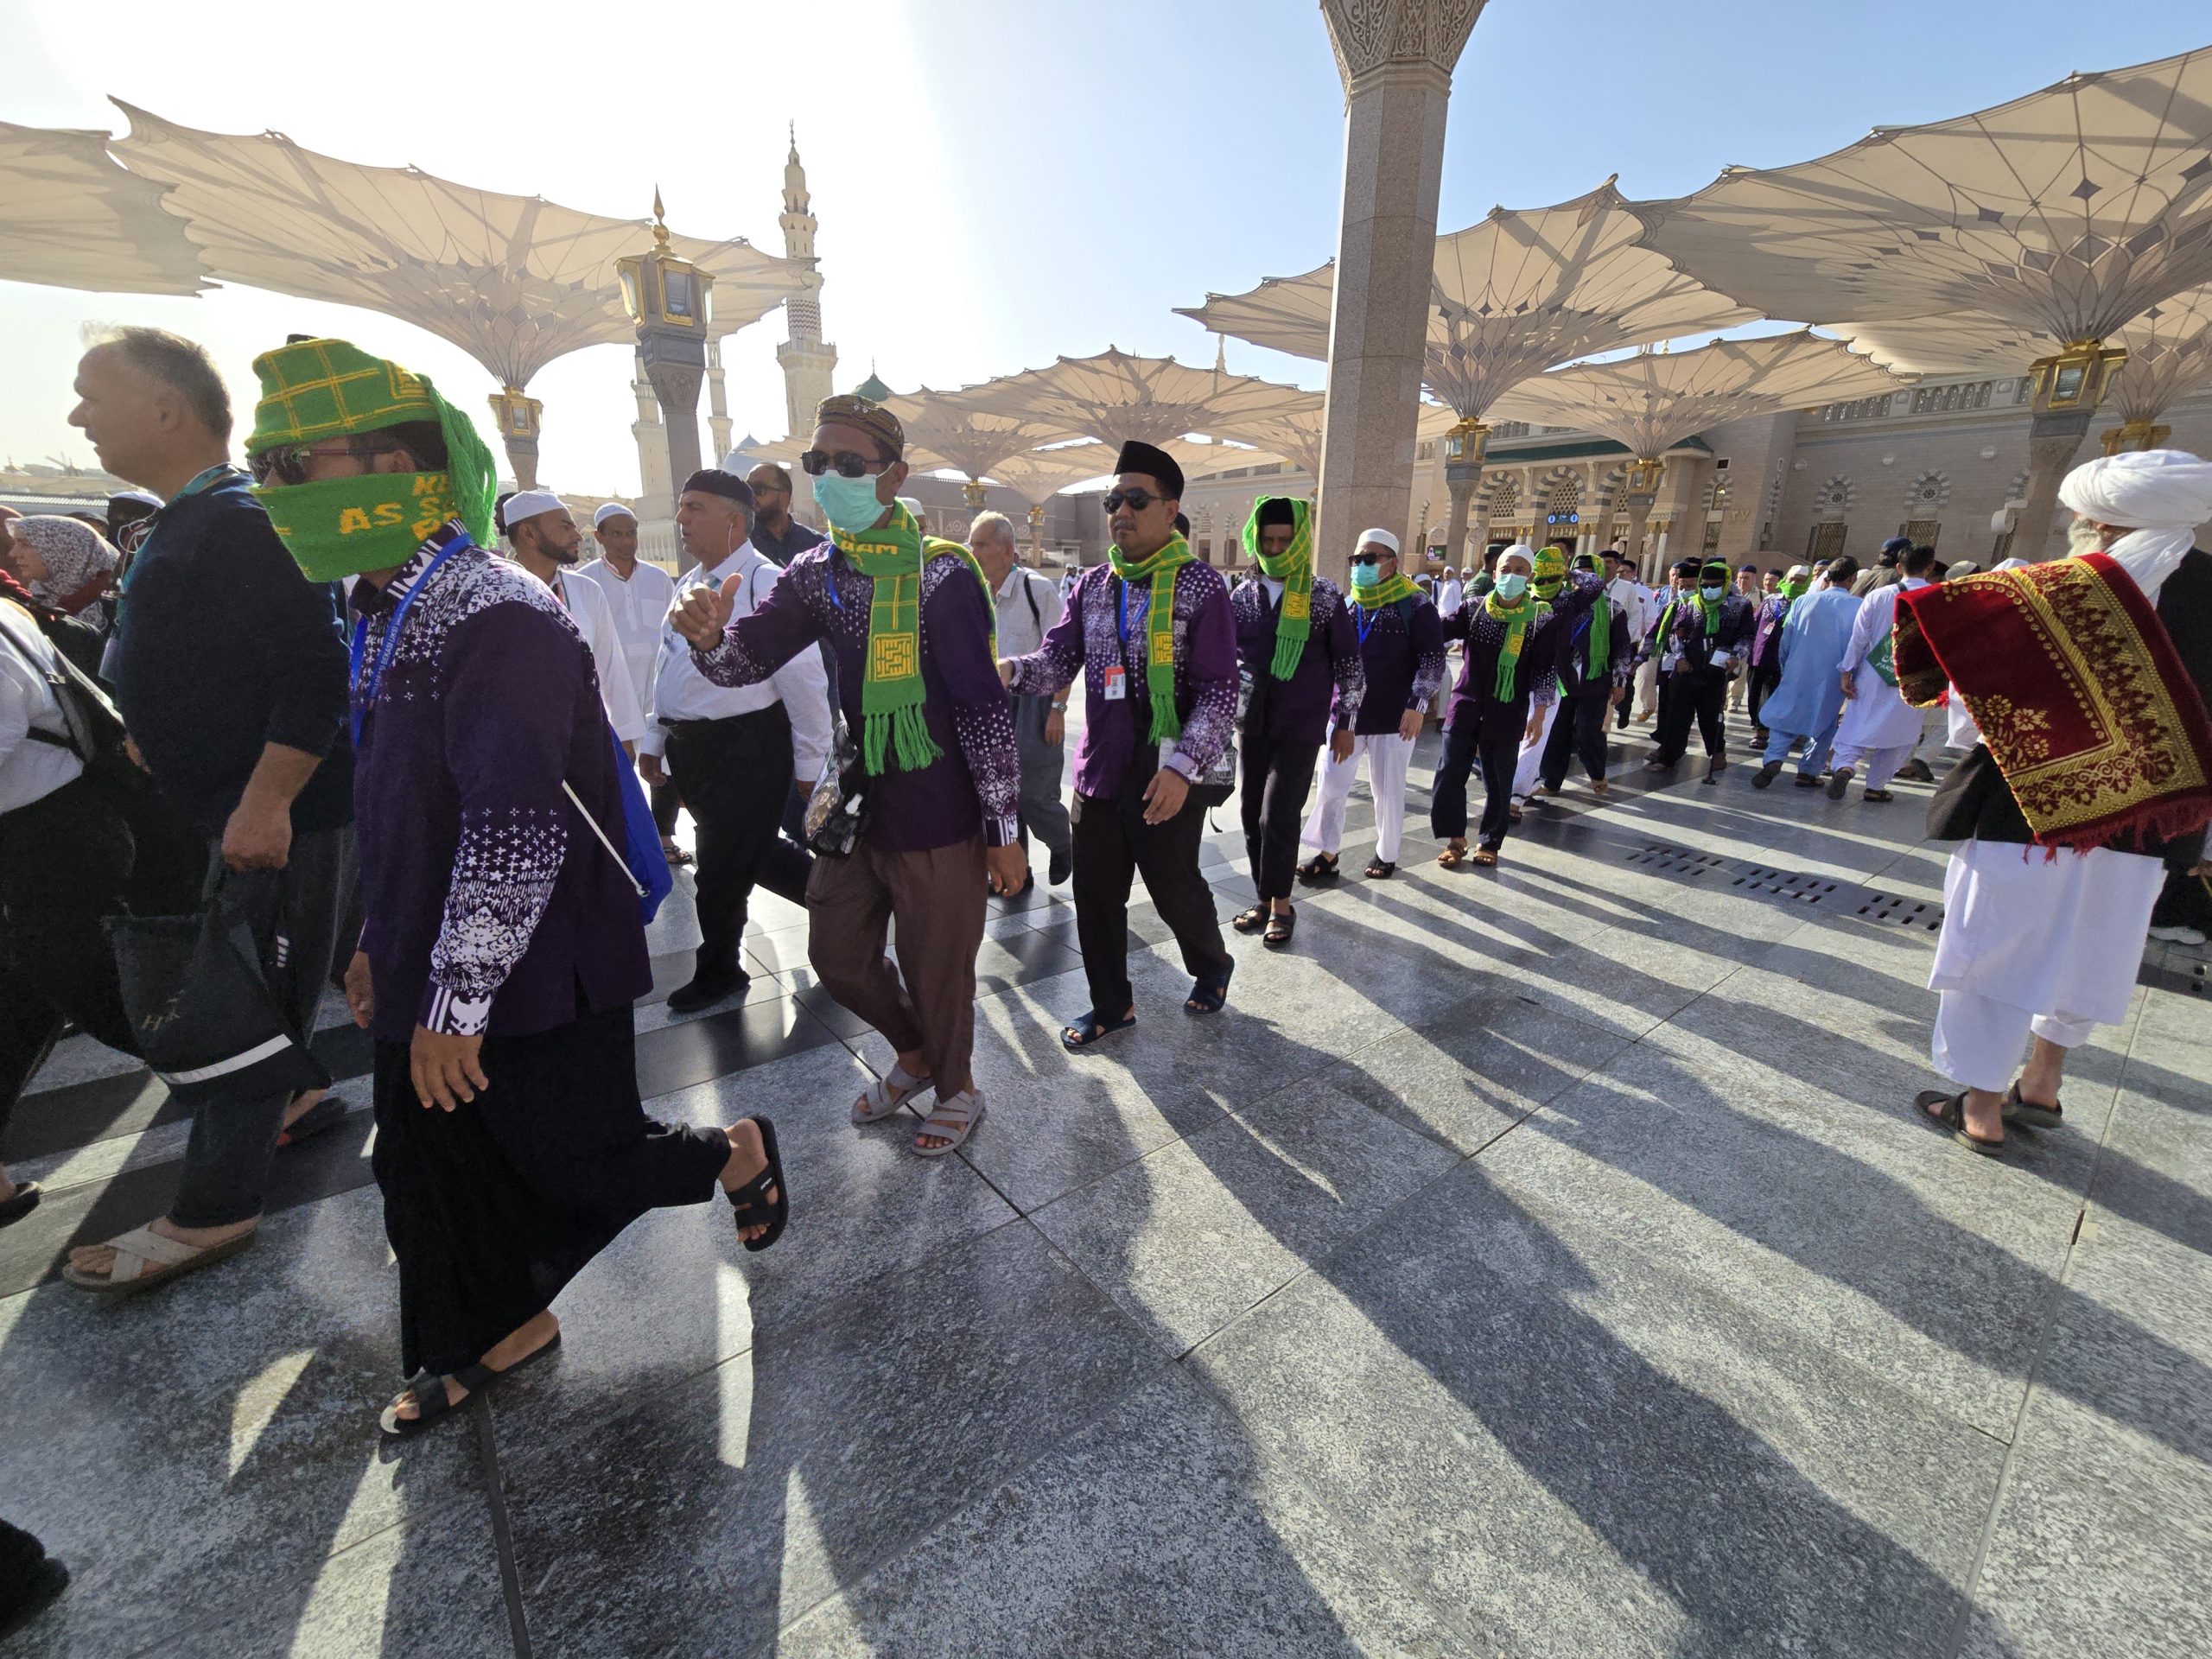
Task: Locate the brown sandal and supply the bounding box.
[1471,847,1499,868]
[1438,842,1471,868]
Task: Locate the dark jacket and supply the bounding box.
[1230,574,1363,747]
[1929,547,2212,873]
[110,472,353,837]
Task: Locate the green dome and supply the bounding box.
[852,371,894,402]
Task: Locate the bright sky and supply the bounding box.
[1,0,2204,496]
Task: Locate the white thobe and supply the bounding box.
[573,556,677,723]
[1833,578,1929,758]
[530,566,645,745]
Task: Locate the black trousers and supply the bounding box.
[1654,674,1728,765]
[1430,715,1523,850]
[664,708,810,974]
[1070,751,1231,1016]
[1747,663,1783,729]
[651,779,682,840]
[1239,728,1321,905]
[1541,693,1611,789]
[0,771,204,1142]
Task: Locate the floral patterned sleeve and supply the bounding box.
[1164,567,1238,781]
[1321,582,1365,732]
[924,556,1022,846]
[422,603,581,1035]
[1410,600,1448,706]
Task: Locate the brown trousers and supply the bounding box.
[806,832,988,1097]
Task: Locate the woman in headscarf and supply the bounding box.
[5,516,120,629]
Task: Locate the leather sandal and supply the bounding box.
[726,1116,789,1250]
[1471,846,1500,868]
[914,1089,984,1158]
[1184,964,1233,1015]
[1230,905,1268,934]
[2001,1081,2063,1129]
[1363,858,1395,879]
[1438,841,1471,868]
[854,1062,930,1125]
[1062,1007,1137,1052]
[1295,854,1339,886]
[379,1332,563,1439]
[1916,1090,2004,1156]
[1262,906,1296,948]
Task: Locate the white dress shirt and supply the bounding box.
[544,567,646,744]
[644,543,834,781]
[1438,578,1464,618]
[995,564,1065,661]
[0,603,86,815]
[573,556,677,718]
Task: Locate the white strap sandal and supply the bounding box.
[61,1224,254,1295]
[913,1089,985,1158]
[853,1062,930,1126]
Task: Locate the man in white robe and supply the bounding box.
[500,492,645,748]
[1919,450,2212,1153]
[1828,543,1936,801]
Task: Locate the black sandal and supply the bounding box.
[1230,905,1268,934]
[1062,1007,1138,1052]
[1263,906,1296,948]
[0,1180,43,1230]
[276,1094,346,1150]
[378,1332,563,1438]
[1916,1090,2004,1156]
[1184,965,1233,1015]
[1296,854,1339,886]
[726,1116,789,1252]
[1363,858,1395,879]
[2001,1081,2063,1129]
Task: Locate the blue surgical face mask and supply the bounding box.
[812,470,888,534]
[1700,583,1724,601]
[1351,559,1385,590]
[1494,571,1529,601]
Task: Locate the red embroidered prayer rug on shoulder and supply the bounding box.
[1894,551,2212,851]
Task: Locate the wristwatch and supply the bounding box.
[1049,700,1068,712]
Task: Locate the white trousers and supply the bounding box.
[1302,733,1414,863]
[1932,990,2098,1094]
[1634,657,1659,717]
[1830,740,1916,790]
[1511,700,1560,801]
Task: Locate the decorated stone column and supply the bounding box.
[619,194,716,516]
[486,386,543,490]
[1027,503,1047,562]
[1314,1,1487,577]
[2014,339,2126,560]
[1440,413,1488,572]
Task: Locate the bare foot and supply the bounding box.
[388,1311,562,1421]
[67,1213,257,1281]
[721,1120,777,1244]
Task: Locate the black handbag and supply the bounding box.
[103,864,328,1105]
[804,708,873,856]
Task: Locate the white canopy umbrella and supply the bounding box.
[1637,47,2212,554]
[945,347,1324,449]
[0,120,204,296]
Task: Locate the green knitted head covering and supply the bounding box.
[1532,544,1568,601]
[245,338,497,582]
[1242,496,1315,680]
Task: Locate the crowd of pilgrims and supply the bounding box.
[0,321,2207,1558]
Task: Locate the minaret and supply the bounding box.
[630,349,672,510]
[706,339,734,465]
[775,125,837,438]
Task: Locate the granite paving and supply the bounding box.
[3,705,2207,1657]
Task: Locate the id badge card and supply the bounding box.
[1103,664,1128,702]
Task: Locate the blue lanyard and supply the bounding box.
[1116,577,1138,646]
[1352,601,1382,648]
[349,537,466,744]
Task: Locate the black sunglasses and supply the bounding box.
[1351,551,1389,566]
[799,448,885,479]
[1102,488,1167,513]
[246,437,399,487]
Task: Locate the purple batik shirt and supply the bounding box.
[1230,574,1364,747]
[351,528,651,1043]
[1338,592,1446,736]
[1003,559,1237,800]
[1441,576,1603,739]
[691,542,1020,849]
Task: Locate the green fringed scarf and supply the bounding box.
[1352,570,1420,609]
[1586,589,1612,679]
[1484,586,1548,702]
[833,501,946,776]
[1243,496,1314,680]
[1696,593,1724,635]
[1109,532,1196,742]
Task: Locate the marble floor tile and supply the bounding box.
[0,1187,491,1658]
[499,1223,1167,1657]
[1028,1083,1458,1356]
[774,1369,1459,1659]
[1189,1162,2004,1659]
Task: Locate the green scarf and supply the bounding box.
[1869,628,1897,687]
[833,500,946,776]
[1109,532,1196,742]
[1586,589,1612,679]
[245,337,496,581]
[1696,593,1724,635]
[1352,570,1419,609]
[1483,586,1548,702]
[1782,577,1810,601]
[1243,497,1314,680]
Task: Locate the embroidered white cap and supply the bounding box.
[1355,527,1401,555]
[502,489,563,529]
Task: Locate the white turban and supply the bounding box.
[502,489,564,531]
[1354,527,1400,556]
[2057,448,2212,603]
[594,501,637,528]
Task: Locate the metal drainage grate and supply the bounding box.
[1732,866,1842,906]
[2142,959,2209,999]
[1854,891,1946,931]
[1625,844,1732,879]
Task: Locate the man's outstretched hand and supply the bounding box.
[672,577,739,649]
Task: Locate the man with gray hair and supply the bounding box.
[971,509,1071,887]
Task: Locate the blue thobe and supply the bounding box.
[1758,586,1863,774]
